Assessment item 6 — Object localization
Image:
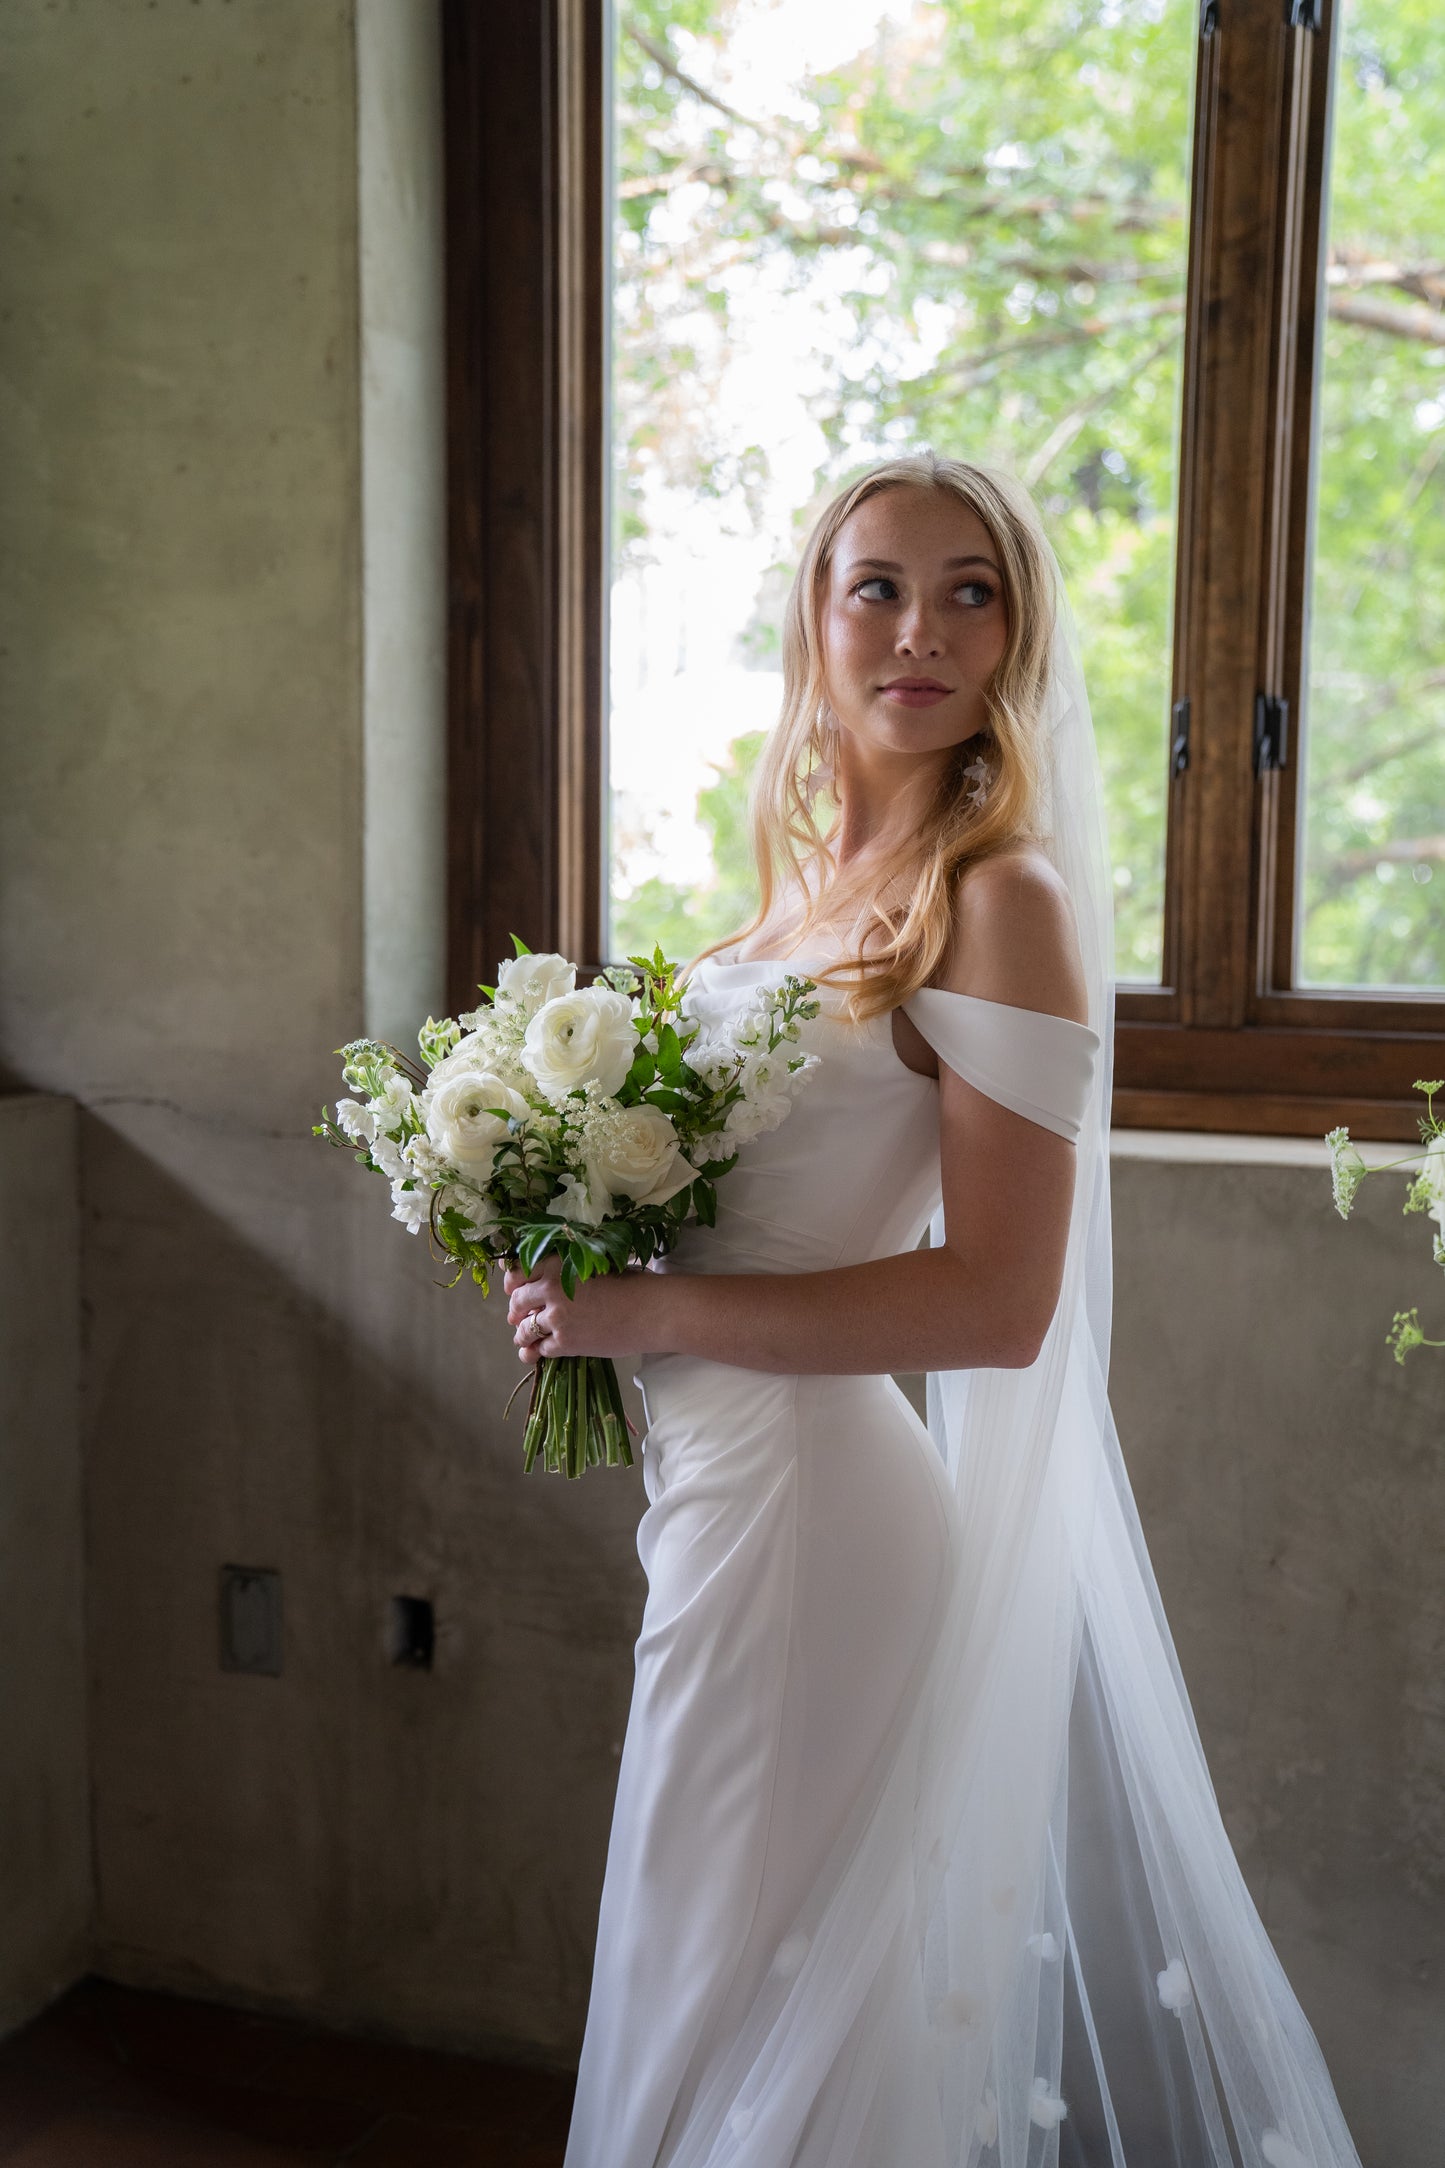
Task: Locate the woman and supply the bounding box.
[506,454,1363,2167]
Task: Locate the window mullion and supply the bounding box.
[1175,0,1303,1031]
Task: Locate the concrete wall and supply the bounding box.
[1110,1136,1444,2166]
[0,1096,90,2030]
[0,0,646,2063]
[0,3,1439,2161]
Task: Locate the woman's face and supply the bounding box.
[817,484,1009,763]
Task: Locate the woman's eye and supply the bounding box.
[957,579,996,608]
[855,576,895,601]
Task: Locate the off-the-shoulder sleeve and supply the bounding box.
[900,986,1101,1142]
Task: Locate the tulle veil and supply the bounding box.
[660,547,1365,2166]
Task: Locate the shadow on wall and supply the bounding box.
[76,1098,647,2065]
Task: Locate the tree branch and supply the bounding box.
[1326,291,1445,345]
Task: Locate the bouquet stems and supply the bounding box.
[511,1352,635,1478]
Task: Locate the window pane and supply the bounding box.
[1296,0,1445,990]
[606,0,1196,980]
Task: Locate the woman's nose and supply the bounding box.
[896,608,945,656]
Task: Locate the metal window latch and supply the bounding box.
[1170,698,1191,777]
[1253,692,1290,773]
[1200,0,1219,36]
[1285,0,1322,30]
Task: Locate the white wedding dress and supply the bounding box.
[562,551,1364,2165]
[560,934,1364,2168]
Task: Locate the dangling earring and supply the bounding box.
[962,732,994,812]
[802,703,838,809]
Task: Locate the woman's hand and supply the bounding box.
[504,1256,668,1364]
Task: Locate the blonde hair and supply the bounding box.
[688,451,1058,1023]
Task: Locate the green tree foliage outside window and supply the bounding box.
[608,0,1443,990]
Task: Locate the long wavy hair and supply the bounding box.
[687,451,1058,1022]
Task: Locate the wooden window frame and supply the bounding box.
[443,0,1444,1140]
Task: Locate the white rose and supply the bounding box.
[496,950,576,1013]
[589,1105,696,1209]
[522,986,636,1100]
[424,1066,530,1177]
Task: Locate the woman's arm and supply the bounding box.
[507,848,1088,1375]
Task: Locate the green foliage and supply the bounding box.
[1327,1079,1445,1359]
[610,0,1444,989]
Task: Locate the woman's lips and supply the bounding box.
[880,683,953,707]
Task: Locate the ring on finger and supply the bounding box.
[526,1312,548,1342]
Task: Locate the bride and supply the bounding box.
[504,454,1363,2167]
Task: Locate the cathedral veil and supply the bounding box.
[657,546,1364,2166]
[910,567,1362,2168]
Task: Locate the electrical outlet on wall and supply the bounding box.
[219,1565,282,1676]
[388,1595,434,1669]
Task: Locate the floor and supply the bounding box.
[0,1977,575,2165]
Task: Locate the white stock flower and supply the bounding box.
[370,1130,408,1181]
[335,1097,378,1145]
[589,1104,696,1209]
[1156,1958,1192,2012]
[553,1169,608,1226]
[425,1029,518,1094]
[367,1074,416,1137]
[444,1179,497,1235]
[523,986,636,1100]
[1420,1133,1445,1233]
[496,950,576,1014]
[402,1133,449,1183]
[389,1179,431,1234]
[683,1031,739,1091]
[424,1067,529,1178]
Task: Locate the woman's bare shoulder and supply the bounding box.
[935,842,1089,1025]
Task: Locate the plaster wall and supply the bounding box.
[0,1096,89,2030]
[0,4,1439,2162]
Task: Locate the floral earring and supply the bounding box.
[962,733,994,812]
[802,703,839,809]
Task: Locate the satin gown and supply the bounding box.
[562,947,1098,2168]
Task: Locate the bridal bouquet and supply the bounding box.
[1326,1079,1445,1362]
[313,940,822,1474]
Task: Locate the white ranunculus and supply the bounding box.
[424,1067,530,1177]
[589,1104,696,1209]
[496,950,576,1014]
[522,986,636,1100]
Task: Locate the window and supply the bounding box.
[443,0,1444,1139]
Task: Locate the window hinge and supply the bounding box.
[1170,698,1191,777]
[1253,692,1290,773]
[1285,0,1322,30]
[1200,0,1219,36]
